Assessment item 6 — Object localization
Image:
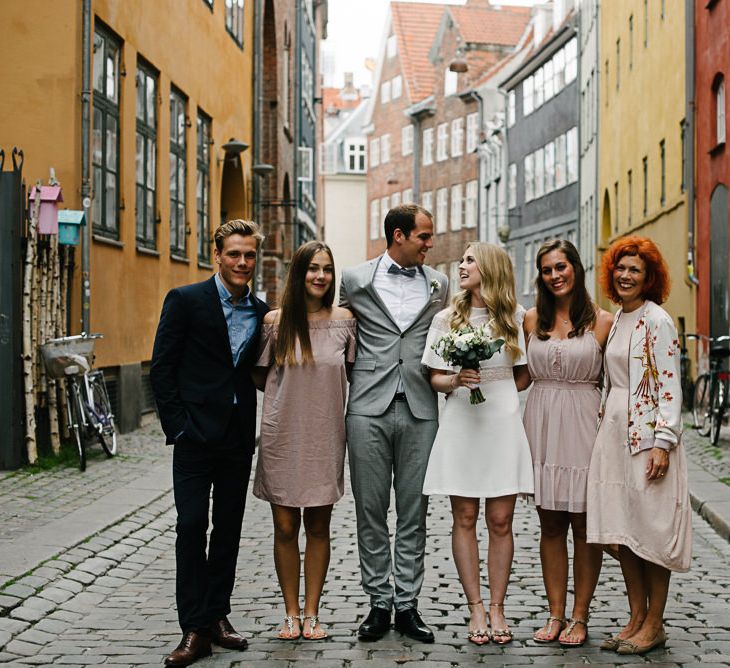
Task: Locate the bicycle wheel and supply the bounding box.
[693,373,711,432]
[711,376,729,446]
[66,380,86,471]
[87,373,117,457]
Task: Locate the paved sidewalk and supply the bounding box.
[0,413,729,665]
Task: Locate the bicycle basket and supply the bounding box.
[39,335,100,379]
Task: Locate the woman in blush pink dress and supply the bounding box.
[522,239,613,648]
[252,241,356,642]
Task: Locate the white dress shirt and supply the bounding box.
[373,251,429,332]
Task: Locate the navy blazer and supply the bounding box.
[150,275,269,449]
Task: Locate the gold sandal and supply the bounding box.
[559,618,589,648]
[533,615,566,644]
[489,602,513,645]
[301,614,328,641]
[277,614,301,640]
[466,599,490,645]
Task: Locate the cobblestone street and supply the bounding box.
[1,417,730,666]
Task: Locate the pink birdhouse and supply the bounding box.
[30,185,64,235]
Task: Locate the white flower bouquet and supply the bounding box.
[431,324,505,404]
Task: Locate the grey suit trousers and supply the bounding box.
[346,399,438,612]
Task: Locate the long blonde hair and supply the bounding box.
[448,242,522,360]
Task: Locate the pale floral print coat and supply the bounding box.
[598,300,682,454]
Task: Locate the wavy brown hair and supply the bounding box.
[534,239,596,340]
[449,243,522,360]
[274,241,335,366]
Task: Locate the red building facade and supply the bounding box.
[695,0,730,338]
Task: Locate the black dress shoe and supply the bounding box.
[210,617,248,650]
[358,607,391,640]
[164,631,212,666]
[394,608,434,643]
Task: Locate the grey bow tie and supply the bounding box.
[387,264,417,278]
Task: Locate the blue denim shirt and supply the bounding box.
[214,273,258,368]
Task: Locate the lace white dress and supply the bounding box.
[421,307,534,498]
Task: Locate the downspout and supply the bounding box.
[467,89,484,241]
[411,115,421,202]
[80,0,91,332]
[685,0,699,286]
[253,0,263,291]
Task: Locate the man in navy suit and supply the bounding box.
[151,219,269,667]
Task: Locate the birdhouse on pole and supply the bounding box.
[29,185,63,235]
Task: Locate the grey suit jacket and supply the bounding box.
[339,256,449,420]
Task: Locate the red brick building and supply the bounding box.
[695,0,730,339]
[363,0,529,290]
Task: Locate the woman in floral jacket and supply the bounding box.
[586,236,691,656]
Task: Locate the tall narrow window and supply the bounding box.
[370,199,380,240]
[450,184,463,230]
[422,128,434,166]
[381,133,391,164]
[437,123,449,161]
[401,125,414,156]
[465,180,478,228]
[629,15,634,69]
[451,118,464,157]
[369,138,380,167]
[524,154,534,201]
[567,128,578,183]
[169,87,187,256]
[508,163,517,209]
[422,190,433,213]
[436,188,448,233]
[616,39,620,90]
[523,76,534,116]
[716,77,726,145]
[555,135,567,188]
[197,112,211,264]
[642,156,648,216]
[92,27,121,238]
[507,90,516,127]
[544,141,555,193]
[135,61,157,249]
[466,112,479,153]
[345,139,366,173]
[680,119,687,192]
[565,39,577,83]
[627,169,633,226]
[659,139,666,206]
[534,148,545,199]
[225,0,244,47]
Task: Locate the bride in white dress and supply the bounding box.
[422,243,533,646]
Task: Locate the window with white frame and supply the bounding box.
[381,80,391,104]
[301,52,314,118]
[524,153,534,202]
[507,90,516,127]
[422,190,433,213]
[444,68,458,96]
[319,141,337,174]
[381,134,391,163]
[449,261,460,296]
[225,0,245,47]
[465,180,478,228]
[402,187,413,203]
[508,163,517,208]
[450,184,463,230]
[544,59,554,101]
[370,199,380,240]
[436,187,448,233]
[401,125,414,156]
[381,195,390,219]
[423,127,434,165]
[555,134,567,188]
[298,146,313,182]
[390,191,401,208]
[437,123,449,161]
[387,34,397,58]
[534,147,545,199]
[553,48,566,92]
[534,67,544,109]
[370,137,380,167]
[523,76,534,116]
[544,141,555,192]
[522,241,533,295]
[567,127,578,182]
[565,38,578,83]
[466,112,479,153]
[451,118,464,157]
[716,77,726,145]
[391,75,402,99]
[345,138,367,173]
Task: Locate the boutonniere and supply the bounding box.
[430,279,440,295]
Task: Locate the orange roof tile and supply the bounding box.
[323,86,362,113]
[449,5,531,46]
[391,2,450,103]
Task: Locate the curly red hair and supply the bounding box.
[599,235,671,305]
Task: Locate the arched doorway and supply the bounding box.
[710,184,729,338]
[220,155,245,224]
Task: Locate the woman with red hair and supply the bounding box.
[587,236,691,655]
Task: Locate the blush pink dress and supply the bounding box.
[523,331,603,513]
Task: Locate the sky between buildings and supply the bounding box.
[322,0,538,90]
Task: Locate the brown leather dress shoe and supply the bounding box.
[164,631,212,667]
[210,617,248,650]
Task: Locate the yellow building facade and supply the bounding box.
[0,0,254,428]
[597,0,694,332]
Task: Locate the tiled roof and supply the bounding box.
[471,25,534,88]
[391,2,450,103]
[322,86,362,113]
[449,4,531,46]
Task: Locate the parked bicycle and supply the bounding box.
[40,333,117,471]
[689,333,730,447]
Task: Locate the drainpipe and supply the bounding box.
[253,0,263,291]
[467,89,484,241]
[411,116,421,202]
[80,0,92,332]
[685,0,699,287]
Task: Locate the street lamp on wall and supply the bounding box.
[218,138,249,166]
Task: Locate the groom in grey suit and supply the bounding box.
[340,204,448,642]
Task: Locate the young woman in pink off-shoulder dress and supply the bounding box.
[522,239,613,648]
[252,241,356,642]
